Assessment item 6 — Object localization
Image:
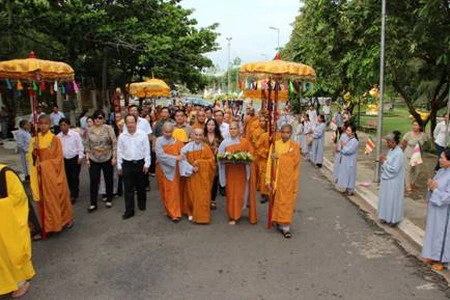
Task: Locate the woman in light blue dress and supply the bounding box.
[336,124,359,195]
[422,148,450,271]
[378,131,405,226]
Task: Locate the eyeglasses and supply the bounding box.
[95,116,104,120]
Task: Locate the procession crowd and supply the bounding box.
[1,100,450,298]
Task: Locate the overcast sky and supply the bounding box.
[181,0,301,70]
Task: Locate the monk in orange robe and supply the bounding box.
[180,128,216,224]
[266,124,301,238]
[254,116,270,202]
[192,110,206,131]
[27,115,73,234]
[155,122,185,223]
[218,121,257,225]
[243,107,259,141]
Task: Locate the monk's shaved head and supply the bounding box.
[163,122,174,131]
[192,128,204,143]
[193,128,204,135]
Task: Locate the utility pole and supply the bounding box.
[226,37,232,94]
[269,26,280,52]
[374,0,386,182]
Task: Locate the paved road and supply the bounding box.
[19,162,449,300]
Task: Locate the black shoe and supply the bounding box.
[316,164,322,168]
[138,205,146,211]
[122,212,135,220]
[219,186,226,196]
[260,196,269,204]
[24,175,30,182]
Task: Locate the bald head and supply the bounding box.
[162,122,174,139]
[192,128,204,143]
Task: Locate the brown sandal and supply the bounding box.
[11,281,30,298]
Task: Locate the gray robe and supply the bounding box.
[311,122,326,164]
[155,136,178,181]
[422,168,450,263]
[333,134,349,180]
[378,146,405,223]
[336,137,359,191]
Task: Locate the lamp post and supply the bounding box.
[226,37,232,94]
[374,0,386,182]
[269,26,280,52]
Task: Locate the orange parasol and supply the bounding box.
[0,51,74,82]
[128,78,170,98]
[239,54,316,229]
[0,51,75,240]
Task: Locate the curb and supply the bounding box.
[322,157,425,249]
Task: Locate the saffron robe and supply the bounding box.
[255,132,270,196]
[218,137,257,223]
[0,165,35,295]
[244,115,259,141]
[266,140,301,225]
[181,142,216,224]
[155,137,184,219]
[27,132,73,233]
[422,168,450,263]
[378,146,405,223]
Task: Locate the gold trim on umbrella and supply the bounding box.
[128,78,170,98]
[0,52,74,81]
[239,57,316,82]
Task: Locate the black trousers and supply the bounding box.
[150,150,156,174]
[211,175,219,201]
[122,160,146,214]
[64,156,81,199]
[89,159,114,205]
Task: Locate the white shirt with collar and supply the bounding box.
[434,121,450,147]
[50,111,65,126]
[117,129,151,170]
[57,129,84,159]
[122,117,152,136]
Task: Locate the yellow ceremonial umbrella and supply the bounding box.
[128,78,170,98]
[0,51,75,240]
[239,54,316,229]
[0,51,74,81]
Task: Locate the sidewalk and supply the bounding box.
[322,130,431,245]
[0,139,24,178]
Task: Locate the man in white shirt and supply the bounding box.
[117,114,151,220]
[122,104,153,190]
[57,118,84,203]
[322,101,331,126]
[50,105,65,134]
[433,114,450,171]
[214,110,229,139]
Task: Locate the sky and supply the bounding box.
[181,0,301,71]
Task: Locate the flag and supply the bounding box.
[410,144,423,166]
[365,135,376,155]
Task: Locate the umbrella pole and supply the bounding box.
[32,90,47,239]
[267,81,274,229]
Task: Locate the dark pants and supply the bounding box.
[150,150,156,174]
[122,160,146,214]
[211,175,219,201]
[89,159,114,206]
[64,156,81,200]
[436,145,445,171]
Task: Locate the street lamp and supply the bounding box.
[226,37,232,94]
[374,0,386,182]
[269,26,280,52]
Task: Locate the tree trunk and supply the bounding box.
[101,55,107,108]
[392,80,425,128]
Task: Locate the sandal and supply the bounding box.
[11,281,30,298]
[228,220,236,225]
[65,221,74,229]
[87,205,97,213]
[432,264,445,271]
[210,201,217,210]
[282,231,292,239]
[171,218,180,223]
[105,201,112,208]
[32,234,42,241]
